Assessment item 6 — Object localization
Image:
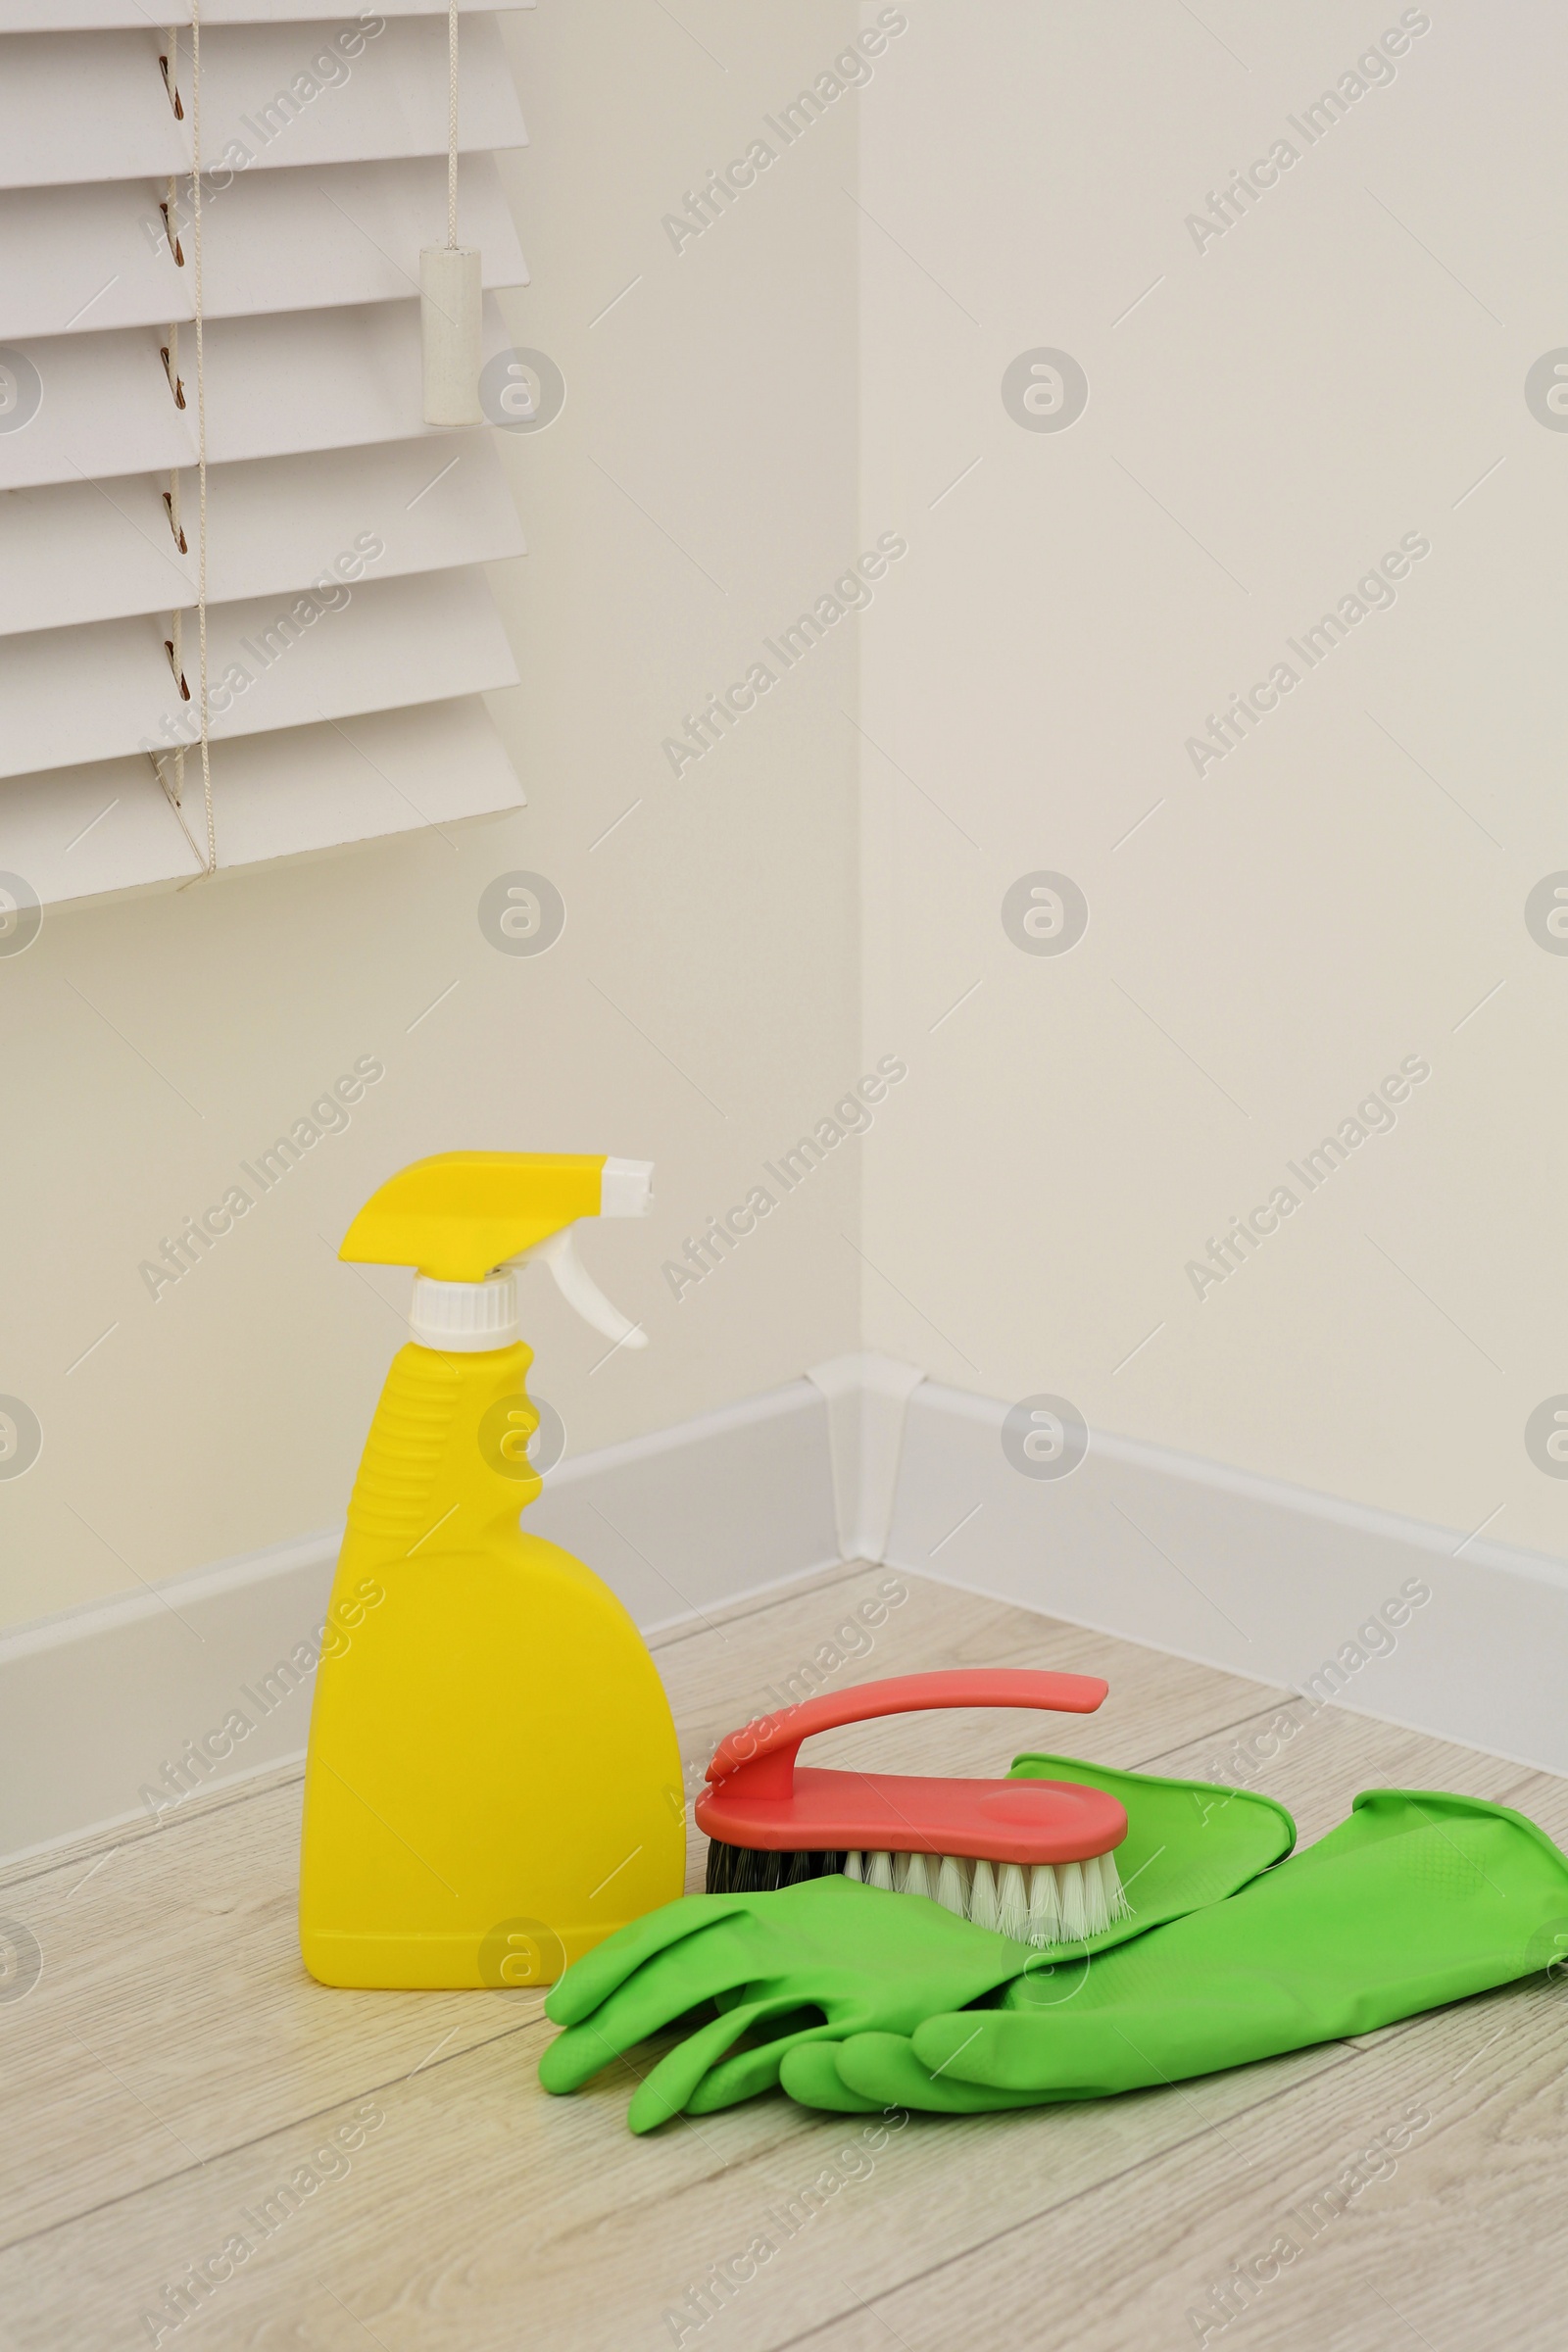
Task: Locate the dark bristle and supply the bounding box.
[705,1841,845,1895]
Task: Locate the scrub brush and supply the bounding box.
[695,1669,1131,1948]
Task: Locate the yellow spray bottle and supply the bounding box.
[299,1151,684,1989]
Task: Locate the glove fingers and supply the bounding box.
[539,2011,635,2096]
[627,1996,804,2134]
[539,1926,763,2093]
[545,1893,748,2026]
[836,2031,1047,2112]
[776,2042,884,2113]
[687,2010,860,2114]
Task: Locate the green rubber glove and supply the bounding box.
[539,1875,1031,2132]
[539,1756,1295,2132]
[779,1791,1568,2116]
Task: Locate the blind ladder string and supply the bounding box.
[448,0,460,249]
[152,22,213,877]
[154,47,199,857]
[190,0,215,877]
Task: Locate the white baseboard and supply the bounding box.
[0,1530,340,1871]
[885,1380,1568,1778]
[0,1377,840,1867]
[7,1356,1564,1866]
[806,1353,926,1562]
[531,1374,840,1629]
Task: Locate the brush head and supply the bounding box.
[696,1669,1129,1945]
[703,1838,1131,1944]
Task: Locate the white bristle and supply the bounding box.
[997,1862,1030,1941]
[934,1852,969,1918]
[968,1856,1001,1932]
[850,1839,1133,1948]
[1027,1863,1063,1947]
[1058,1859,1089,1939]
[902,1850,935,1902]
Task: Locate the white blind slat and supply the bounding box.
[1,697,524,908]
[0,157,527,339]
[189,17,526,178]
[0,181,181,340]
[0,328,192,492]
[0,19,525,191]
[0,33,185,189]
[0,5,529,26]
[0,296,519,491]
[0,432,525,635]
[0,566,518,777]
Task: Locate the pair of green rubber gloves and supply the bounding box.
[539,1751,1568,2132]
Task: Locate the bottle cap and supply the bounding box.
[410,1271,519,1353]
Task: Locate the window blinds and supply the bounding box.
[0,6,531,907]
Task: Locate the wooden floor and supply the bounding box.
[3,1561,1565,2351]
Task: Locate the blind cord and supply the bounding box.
[191,0,214,877]
[448,0,460,248]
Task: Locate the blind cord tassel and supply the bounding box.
[419,0,483,425]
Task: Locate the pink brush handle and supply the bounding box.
[705,1668,1107,1801]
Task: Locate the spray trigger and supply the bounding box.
[509,1228,648,1350]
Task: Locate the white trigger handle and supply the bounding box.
[521,1228,648,1349]
[504,1159,654,1349]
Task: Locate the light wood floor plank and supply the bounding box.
[1140,1696,1532,1846]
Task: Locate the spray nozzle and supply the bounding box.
[340,1152,654,1353]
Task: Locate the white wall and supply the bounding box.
[0,2,868,1632]
[8,0,1565,1648]
[858,0,1568,1555]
